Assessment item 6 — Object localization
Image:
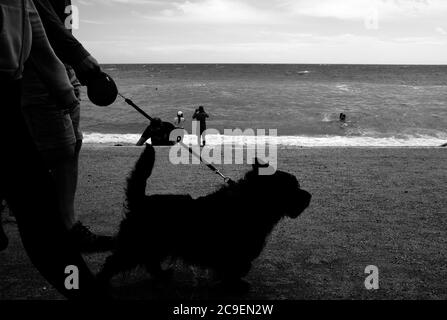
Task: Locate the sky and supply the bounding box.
[73,0,447,64]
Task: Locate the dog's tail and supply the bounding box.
[125,144,156,213]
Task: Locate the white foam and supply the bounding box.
[83,133,447,147]
[336,84,351,92]
[322,113,335,122]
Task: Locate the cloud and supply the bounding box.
[285,0,447,21]
[143,0,277,24]
[436,27,447,35]
[75,0,447,63]
[81,19,107,25]
[394,36,446,45]
[83,31,447,64]
[100,0,155,4]
[288,0,376,20]
[77,0,93,6]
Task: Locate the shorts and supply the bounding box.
[21,66,83,152]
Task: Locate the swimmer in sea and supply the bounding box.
[339,113,349,129]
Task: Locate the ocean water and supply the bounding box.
[81,64,447,147]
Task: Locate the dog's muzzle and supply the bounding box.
[289,189,312,219]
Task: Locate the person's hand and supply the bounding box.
[74,55,101,85]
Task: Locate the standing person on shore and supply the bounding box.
[0,0,103,297]
[21,0,113,252]
[174,111,185,128]
[193,106,209,147]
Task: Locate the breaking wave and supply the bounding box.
[83,133,447,147]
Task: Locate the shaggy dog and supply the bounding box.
[98,145,311,291]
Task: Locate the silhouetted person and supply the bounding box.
[340,113,347,122]
[136,118,177,146]
[0,0,104,298]
[193,106,209,146]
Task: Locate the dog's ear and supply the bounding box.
[252,158,270,175]
[253,158,270,168]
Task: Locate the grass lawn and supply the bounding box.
[1,146,446,300]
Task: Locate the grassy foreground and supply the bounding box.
[0,146,446,300]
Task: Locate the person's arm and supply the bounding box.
[136,125,153,146]
[32,0,100,84]
[32,0,87,65]
[27,2,78,111]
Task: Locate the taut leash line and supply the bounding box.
[179,141,233,184]
[118,93,153,121]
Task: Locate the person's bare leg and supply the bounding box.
[200,130,206,147]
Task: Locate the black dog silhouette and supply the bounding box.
[98,145,311,291]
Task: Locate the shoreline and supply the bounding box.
[81,133,447,149]
[83,143,447,149]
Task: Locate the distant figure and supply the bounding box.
[174,111,185,129]
[339,113,347,122]
[136,118,177,146]
[193,106,209,147]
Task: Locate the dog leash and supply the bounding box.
[118,93,154,121]
[118,93,235,185]
[180,141,234,185]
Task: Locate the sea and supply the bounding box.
[81,64,447,147]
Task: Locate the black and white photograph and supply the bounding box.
[0,0,446,307]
